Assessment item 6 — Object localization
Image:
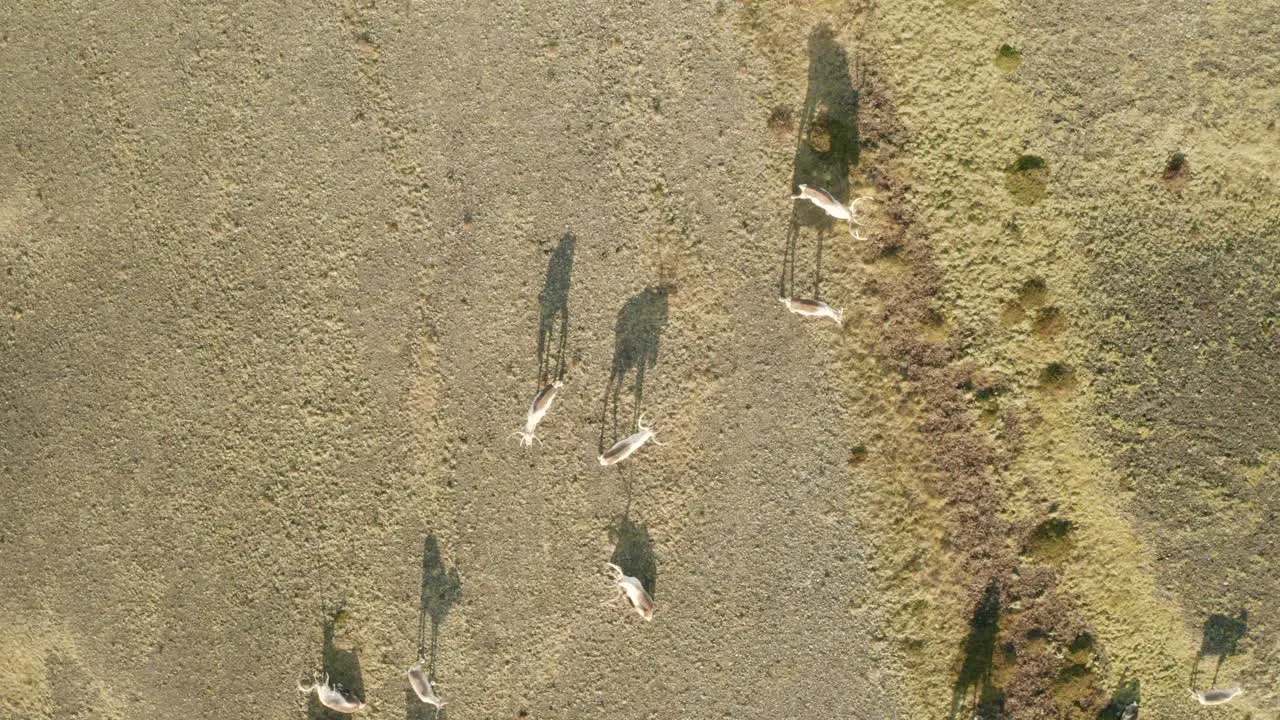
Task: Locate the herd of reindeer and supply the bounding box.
[296,184,1245,716]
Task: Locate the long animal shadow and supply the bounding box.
[948,581,1004,720]
[309,604,365,720]
[418,535,462,670]
[609,516,657,598]
[1193,610,1248,688]
[537,232,575,385]
[1096,677,1140,720]
[406,536,460,719]
[780,23,861,301]
[599,287,669,451]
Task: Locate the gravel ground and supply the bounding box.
[1,0,1275,718]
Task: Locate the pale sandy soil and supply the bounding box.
[1,1,1276,719]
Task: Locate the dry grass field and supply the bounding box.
[1,0,1277,718]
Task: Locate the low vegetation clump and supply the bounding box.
[994,44,1023,72]
[1005,155,1049,205]
[1161,152,1190,190]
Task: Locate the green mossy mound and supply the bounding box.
[995,44,1023,72]
[1005,155,1049,205]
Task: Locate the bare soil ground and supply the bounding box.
[1,0,1276,719]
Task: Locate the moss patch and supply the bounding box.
[999,301,1027,327]
[1032,307,1065,338]
[994,44,1023,72]
[1054,663,1101,713]
[1005,155,1049,205]
[1161,152,1189,191]
[848,444,868,466]
[1067,631,1094,662]
[1001,280,1051,328]
[809,114,833,153]
[1017,279,1049,308]
[1039,362,1077,393]
[767,105,794,137]
[1024,518,1076,563]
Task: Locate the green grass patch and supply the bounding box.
[994,44,1023,72]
